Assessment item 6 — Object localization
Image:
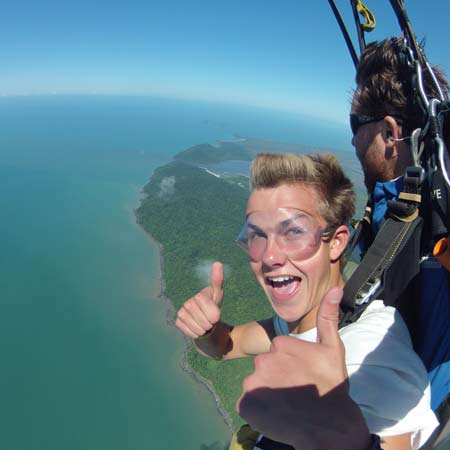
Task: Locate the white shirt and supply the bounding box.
[291,300,439,450]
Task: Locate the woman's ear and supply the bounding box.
[329,225,350,262]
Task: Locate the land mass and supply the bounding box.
[136,136,366,430]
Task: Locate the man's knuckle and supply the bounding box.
[254,353,268,371]
[209,308,220,323]
[241,374,254,392]
[271,336,287,352]
[184,299,195,312]
[177,308,186,320]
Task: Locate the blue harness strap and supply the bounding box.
[273,315,289,337]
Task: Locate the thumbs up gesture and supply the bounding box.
[176,262,224,340]
[236,287,371,450]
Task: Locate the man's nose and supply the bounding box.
[261,236,287,267]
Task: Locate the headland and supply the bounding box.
[135,137,365,429]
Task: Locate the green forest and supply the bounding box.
[135,160,273,427]
[174,142,254,165]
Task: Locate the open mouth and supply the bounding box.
[266,275,301,301]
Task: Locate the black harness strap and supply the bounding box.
[343,203,373,265]
[340,163,424,333]
[256,437,294,450]
[340,215,423,330]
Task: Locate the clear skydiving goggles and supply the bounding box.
[236,207,335,262]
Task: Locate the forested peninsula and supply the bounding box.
[135,137,365,429]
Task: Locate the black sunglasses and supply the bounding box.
[349,114,384,136]
[350,113,405,136]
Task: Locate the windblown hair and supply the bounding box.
[250,152,355,230]
[353,37,449,134]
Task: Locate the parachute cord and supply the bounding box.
[425,60,446,102]
[327,0,359,68]
[430,98,450,188]
[417,60,430,110]
[389,0,424,65]
[351,0,366,56]
[349,0,376,56]
[416,50,447,109]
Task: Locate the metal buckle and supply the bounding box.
[355,278,381,306]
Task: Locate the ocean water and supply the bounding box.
[0,95,353,450]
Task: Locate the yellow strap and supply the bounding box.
[398,192,422,203]
[228,424,260,450]
[356,0,376,31]
[390,209,419,223]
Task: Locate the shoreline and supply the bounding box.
[135,209,234,434]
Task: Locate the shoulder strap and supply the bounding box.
[342,201,373,263]
[273,314,289,337]
[340,215,422,330]
[340,166,424,333]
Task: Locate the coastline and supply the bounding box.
[136,210,234,433]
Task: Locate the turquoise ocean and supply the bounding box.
[0,95,352,450]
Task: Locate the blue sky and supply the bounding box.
[1,0,448,123]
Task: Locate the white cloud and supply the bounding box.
[158,176,176,198]
[195,260,230,286]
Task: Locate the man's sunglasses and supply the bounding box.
[349,114,384,136]
[350,113,404,136]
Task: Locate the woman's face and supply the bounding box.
[245,183,342,333]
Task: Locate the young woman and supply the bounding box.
[175,153,438,450]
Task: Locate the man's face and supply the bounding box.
[245,183,336,333]
[352,119,392,191]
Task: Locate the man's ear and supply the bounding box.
[330,225,350,262]
[384,116,402,143]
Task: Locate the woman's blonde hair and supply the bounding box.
[250,152,355,229]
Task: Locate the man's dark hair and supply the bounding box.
[352,37,449,135]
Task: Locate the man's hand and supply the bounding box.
[175,262,224,339]
[236,287,371,450]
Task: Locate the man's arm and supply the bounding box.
[236,287,374,450]
[175,261,271,360]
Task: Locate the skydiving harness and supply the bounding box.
[251,2,450,450]
[330,0,450,447]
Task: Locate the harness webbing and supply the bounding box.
[340,215,423,332]
[255,437,294,450]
